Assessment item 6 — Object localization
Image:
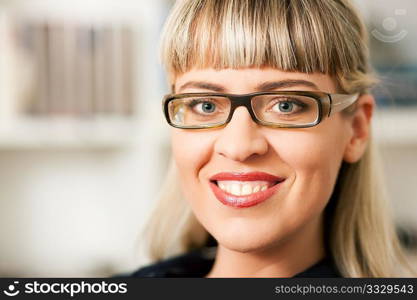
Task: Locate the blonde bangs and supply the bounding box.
[160,0,373,91]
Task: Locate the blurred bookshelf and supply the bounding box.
[371,65,417,146]
[0,1,143,150]
[366,1,417,147]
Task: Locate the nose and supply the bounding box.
[214,106,268,161]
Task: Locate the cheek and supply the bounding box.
[273,123,347,211]
[279,133,342,174]
[171,129,214,186]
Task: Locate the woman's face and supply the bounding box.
[171,67,353,253]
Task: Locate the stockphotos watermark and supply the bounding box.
[371,9,408,43]
[2,280,127,297]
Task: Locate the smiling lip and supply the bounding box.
[209,172,285,208]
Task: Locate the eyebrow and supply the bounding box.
[177,79,319,93]
[256,80,319,91]
[177,81,226,92]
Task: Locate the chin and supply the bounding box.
[212,227,284,253]
[219,237,279,254]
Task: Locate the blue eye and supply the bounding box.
[200,102,216,113]
[278,101,293,112]
[188,99,218,115]
[272,101,297,114]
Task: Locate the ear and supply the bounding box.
[343,94,375,163]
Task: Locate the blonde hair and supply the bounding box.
[143,0,416,277]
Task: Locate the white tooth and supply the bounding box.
[217,181,274,195]
[241,184,252,196]
[231,184,241,196]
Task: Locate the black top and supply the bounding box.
[122,246,342,278]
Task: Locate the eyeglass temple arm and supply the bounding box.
[328,93,359,116]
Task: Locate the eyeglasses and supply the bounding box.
[162,91,359,129]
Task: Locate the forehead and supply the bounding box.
[174,68,337,94]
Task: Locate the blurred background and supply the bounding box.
[0,0,416,277]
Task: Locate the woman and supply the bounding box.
[131,0,415,277]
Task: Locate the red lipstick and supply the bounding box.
[209,172,285,208]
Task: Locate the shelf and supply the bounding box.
[0,117,140,150]
[373,108,417,146]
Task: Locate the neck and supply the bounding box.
[205,214,325,278]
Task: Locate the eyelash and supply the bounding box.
[267,98,307,111]
[188,99,218,109]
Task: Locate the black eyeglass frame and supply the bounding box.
[162,91,359,129]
